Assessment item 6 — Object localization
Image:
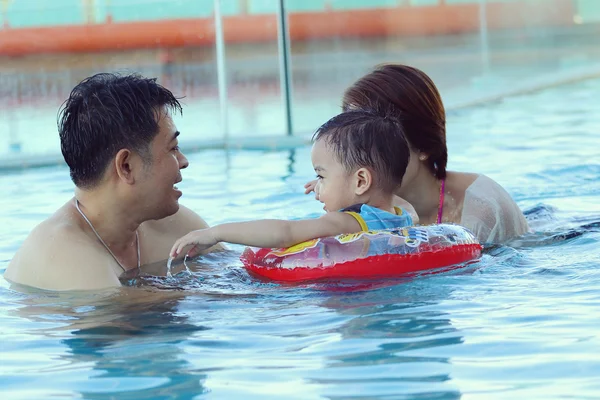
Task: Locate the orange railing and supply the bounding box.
[0,0,575,56]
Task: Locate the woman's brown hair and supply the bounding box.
[342,64,447,180]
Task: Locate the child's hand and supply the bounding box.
[304,179,317,195]
[170,229,218,258]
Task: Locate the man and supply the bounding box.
[4,73,221,291]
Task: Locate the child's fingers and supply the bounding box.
[304,180,316,194]
[170,241,181,258]
[170,239,188,258]
[186,245,200,258]
[176,242,189,258]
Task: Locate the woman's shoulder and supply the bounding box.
[458,173,529,243]
[447,171,479,190]
[450,172,498,191]
[464,174,513,200]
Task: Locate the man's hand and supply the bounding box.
[170,228,218,258]
[304,179,318,195]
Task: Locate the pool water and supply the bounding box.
[1,79,599,399]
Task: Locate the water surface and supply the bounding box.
[1,79,599,399]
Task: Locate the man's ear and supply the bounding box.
[114,149,138,185]
[354,167,372,196]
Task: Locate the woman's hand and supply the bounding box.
[170,228,218,258]
[304,179,318,195]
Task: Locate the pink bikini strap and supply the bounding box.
[437,179,445,224]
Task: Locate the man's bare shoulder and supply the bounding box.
[4,202,120,291]
[142,204,225,257]
[14,203,83,251]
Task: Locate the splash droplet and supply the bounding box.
[166,256,173,278]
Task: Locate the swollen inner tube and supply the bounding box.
[241,224,483,282]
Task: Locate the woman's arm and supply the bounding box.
[170,212,363,257]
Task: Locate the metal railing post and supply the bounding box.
[276,0,293,136]
[214,0,229,141]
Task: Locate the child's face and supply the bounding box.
[311,139,357,212]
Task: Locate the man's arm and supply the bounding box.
[171,212,363,257]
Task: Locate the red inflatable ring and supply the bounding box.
[241,224,483,282]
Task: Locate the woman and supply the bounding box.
[306,64,529,244]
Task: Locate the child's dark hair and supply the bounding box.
[312,110,410,193]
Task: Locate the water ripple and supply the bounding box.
[1,78,600,399]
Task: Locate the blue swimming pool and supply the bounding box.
[1,78,599,399]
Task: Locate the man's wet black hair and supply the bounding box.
[58,72,182,188]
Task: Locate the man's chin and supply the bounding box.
[167,201,181,216]
[152,202,180,221]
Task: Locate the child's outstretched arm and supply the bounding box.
[169,212,363,258]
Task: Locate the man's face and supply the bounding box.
[137,110,189,220]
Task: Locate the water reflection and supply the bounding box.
[513,203,600,248]
[118,250,472,399]
[8,288,209,399]
[310,280,465,399]
[3,246,521,399]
